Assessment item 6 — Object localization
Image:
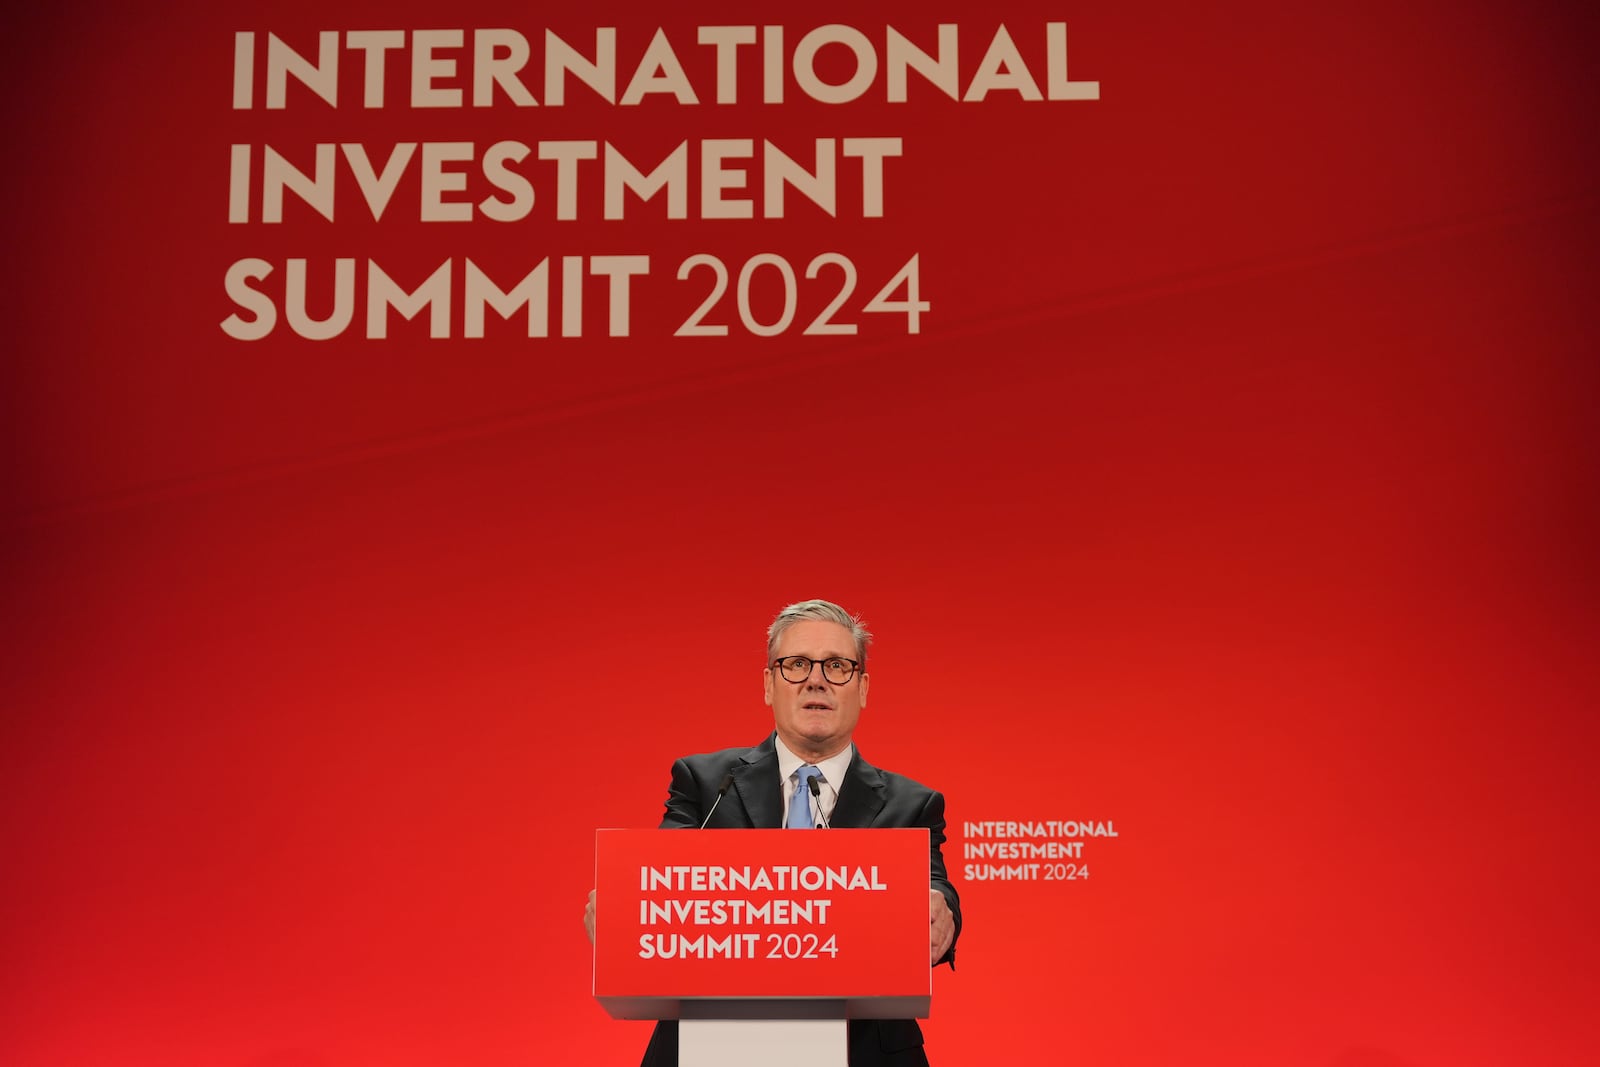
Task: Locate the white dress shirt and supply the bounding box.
[773,734,853,828]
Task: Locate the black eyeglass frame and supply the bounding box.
[769,656,863,685]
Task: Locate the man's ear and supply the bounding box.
[859,671,869,708]
[763,667,775,707]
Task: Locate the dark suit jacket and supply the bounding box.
[638,733,960,1067]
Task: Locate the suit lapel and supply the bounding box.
[729,735,784,829]
[830,747,887,828]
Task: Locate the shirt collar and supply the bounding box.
[774,733,854,789]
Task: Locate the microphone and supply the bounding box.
[808,775,831,829]
[699,772,736,829]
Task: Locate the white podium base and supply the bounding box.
[679,1018,847,1067]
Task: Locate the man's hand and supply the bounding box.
[929,888,955,965]
[584,889,596,945]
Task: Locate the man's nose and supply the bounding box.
[803,662,830,686]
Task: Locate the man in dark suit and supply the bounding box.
[586,599,961,1067]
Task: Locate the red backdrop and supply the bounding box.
[3,2,1596,1065]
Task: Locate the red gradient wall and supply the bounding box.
[3,3,1596,1065]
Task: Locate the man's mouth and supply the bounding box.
[803,702,832,712]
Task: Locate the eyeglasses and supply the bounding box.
[770,656,862,685]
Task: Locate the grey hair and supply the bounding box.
[766,599,873,668]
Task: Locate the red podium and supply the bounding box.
[593,829,932,1067]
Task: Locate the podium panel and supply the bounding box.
[680,1019,846,1067]
[593,828,931,1021]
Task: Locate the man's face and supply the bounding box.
[764,619,870,760]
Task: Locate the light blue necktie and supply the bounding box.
[787,766,822,829]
